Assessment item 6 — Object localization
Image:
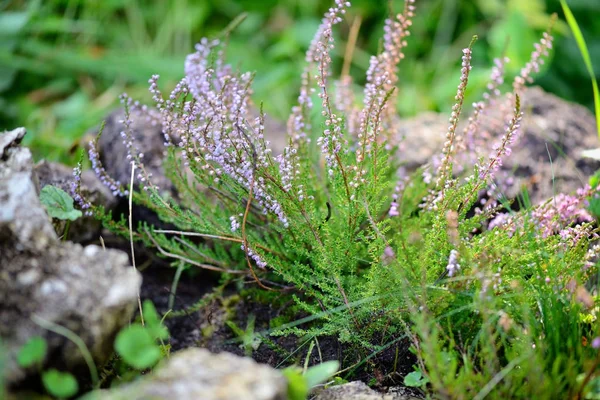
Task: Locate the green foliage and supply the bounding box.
[114,301,169,370]
[284,361,340,400]
[39,185,82,221]
[560,0,600,138]
[16,336,47,368]
[2,0,599,163]
[404,370,429,388]
[41,369,79,399]
[76,1,600,398]
[226,314,262,357]
[115,325,162,370]
[13,336,81,398]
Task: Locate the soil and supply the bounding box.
[138,265,420,391]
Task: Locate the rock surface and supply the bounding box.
[87,348,288,400]
[398,86,600,205]
[312,381,422,400]
[0,128,142,386]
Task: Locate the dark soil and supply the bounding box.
[139,266,419,391]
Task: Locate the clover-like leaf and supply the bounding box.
[404,370,429,387]
[115,324,162,369]
[40,185,82,221]
[42,369,79,398]
[17,336,47,367]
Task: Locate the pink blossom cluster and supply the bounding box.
[70,161,93,216]
[88,138,128,198]
[583,244,600,271]
[179,40,287,228]
[446,249,461,277]
[435,46,473,189]
[532,188,594,238]
[513,30,554,93]
[356,1,415,165]
[241,243,268,269]
[313,2,351,170]
[388,178,407,217]
[460,57,509,164]
[478,101,523,183]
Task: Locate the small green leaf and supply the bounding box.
[17,336,47,367]
[115,325,162,369]
[404,370,429,387]
[142,301,169,341]
[42,369,79,398]
[589,170,600,188]
[40,185,82,221]
[283,367,309,400]
[303,360,339,389]
[588,197,600,218]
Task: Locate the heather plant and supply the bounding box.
[74,0,600,396]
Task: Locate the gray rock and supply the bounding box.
[87,348,288,400]
[398,86,600,205]
[312,381,422,400]
[0,126,25,156]
[502,86,599,204]
[0,128,142,386]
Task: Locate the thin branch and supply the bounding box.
[129,163,144,326]
[145,228,246,274]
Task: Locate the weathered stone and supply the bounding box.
[398,86,600,205]
[0,128,142,387]
[87,348,288,400]
[0,126,25,157]
[312,381,422,400]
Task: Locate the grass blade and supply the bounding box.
[560,0,600,138]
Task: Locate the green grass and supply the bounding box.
[560,0,600,138]
[2,0,599,163]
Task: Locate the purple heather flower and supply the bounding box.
[513,31,554,93]
[435,45,474,190]
[446,249,460,277]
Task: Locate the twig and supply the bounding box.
[144,228,246,274]
[129,163,144,326]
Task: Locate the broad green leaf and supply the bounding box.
[283,367,309,400]
[561,0,600,138]
[17,336,47,367]
[42,369,79,398]
[404,370,429,387]
[39,185,82,221]
[303,360,340,389]
[115,325,162,369]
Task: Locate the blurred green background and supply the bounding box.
[1,0,599,163]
